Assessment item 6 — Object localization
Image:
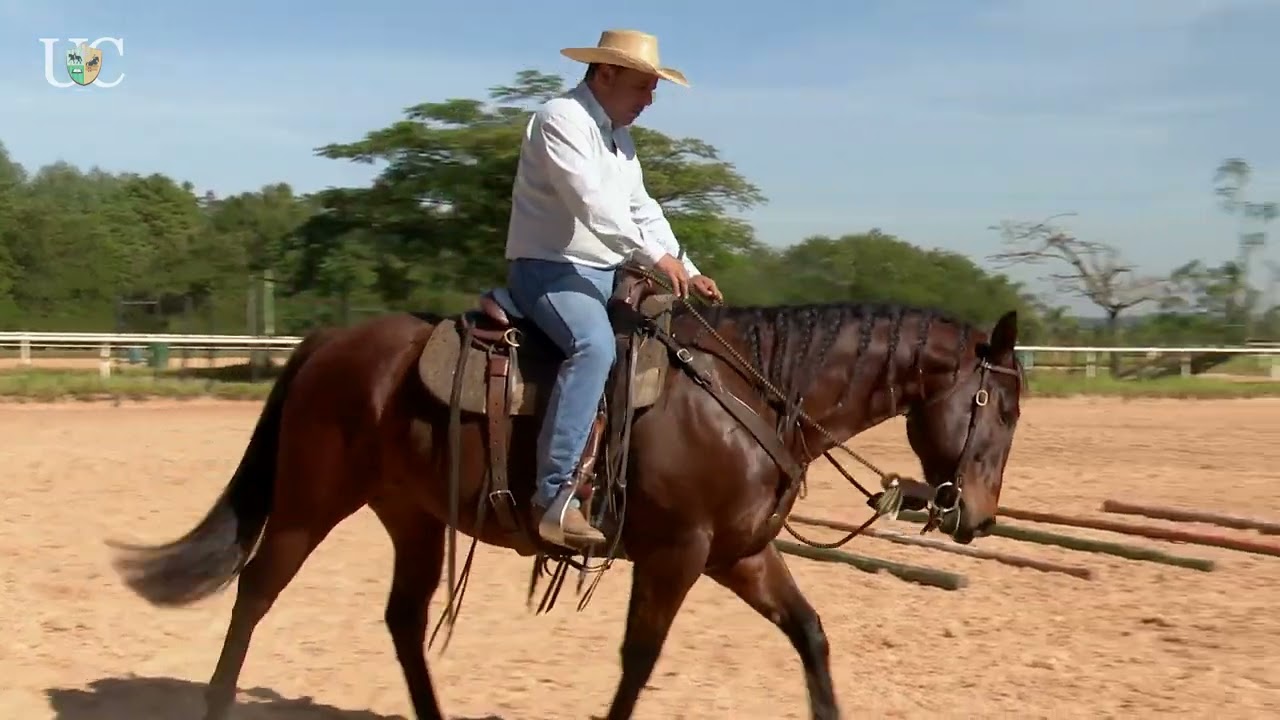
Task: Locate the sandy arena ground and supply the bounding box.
[4,397,1280,719]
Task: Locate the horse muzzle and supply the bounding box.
[944,502,998,545]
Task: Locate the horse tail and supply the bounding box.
[108,327,339,607]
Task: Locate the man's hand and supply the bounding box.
[691,275,723,304]
[653,253,690,298]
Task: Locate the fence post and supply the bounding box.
[1085,351,1097,379]
[19,338,30,366]
[1272,354,1279,381]
[99,344,112,379]
[1181,354,1192,378]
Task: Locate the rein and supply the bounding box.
[632,266,1016,548]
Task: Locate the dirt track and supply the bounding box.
[5,398,1280,719]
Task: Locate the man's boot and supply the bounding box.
[533,410,607,549]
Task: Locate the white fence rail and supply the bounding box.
[1,332,1279,379]
[1016,345,1280,379]
[0,332,303,378]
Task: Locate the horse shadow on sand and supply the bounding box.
[45,675,504,720]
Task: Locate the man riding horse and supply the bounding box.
[503,29,723,550]
[109,33,1025,717]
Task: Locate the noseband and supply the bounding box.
[915,356,1022,533]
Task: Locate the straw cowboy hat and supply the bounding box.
[561,29,689,87]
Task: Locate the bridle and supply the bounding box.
[623,264,1023,549]
[776,349,1022,550]
[908,355,1023,533]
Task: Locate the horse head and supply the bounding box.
[903,310,1023,544]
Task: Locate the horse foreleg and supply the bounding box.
[708,543,839,720]
[371,499,448,720]
[603,540,709,720]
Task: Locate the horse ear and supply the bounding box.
[989,310,1018,359]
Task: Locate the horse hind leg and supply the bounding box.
[370,498,449,720]
[204,450,365,718]
[202,515,335,720]
[708,544,839,720]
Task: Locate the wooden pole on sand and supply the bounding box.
[1100,499,1280,536]
[997,505,1280,559]
[772,540,968,591]
[791,511,1216,572]
[863,527,1094,580]
[790,513,1094,578]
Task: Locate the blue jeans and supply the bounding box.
[506,258,619,508]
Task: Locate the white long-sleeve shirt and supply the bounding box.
[504,81,700,277]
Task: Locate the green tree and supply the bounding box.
[1156,260,1249,344]
[203,184,317,332]
[1213,157,1279,338]
[7,162,128,329]
[735,229,1039,332]
[298,69,766,312]
[0,142,27,326]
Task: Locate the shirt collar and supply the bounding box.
[570,81,614,137]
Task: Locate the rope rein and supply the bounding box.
[633,267,909,548]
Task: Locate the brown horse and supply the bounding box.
[109,290,1024,720]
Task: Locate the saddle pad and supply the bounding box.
[418,316,673,417]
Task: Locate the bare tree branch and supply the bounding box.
[987,213,1167,318]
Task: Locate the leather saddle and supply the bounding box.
[417,266,675,417]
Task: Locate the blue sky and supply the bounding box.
[2,0,1277,314]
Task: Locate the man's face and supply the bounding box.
[593,65,659,127]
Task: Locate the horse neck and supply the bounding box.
[788,309,977,458]
[686,304,980,449]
